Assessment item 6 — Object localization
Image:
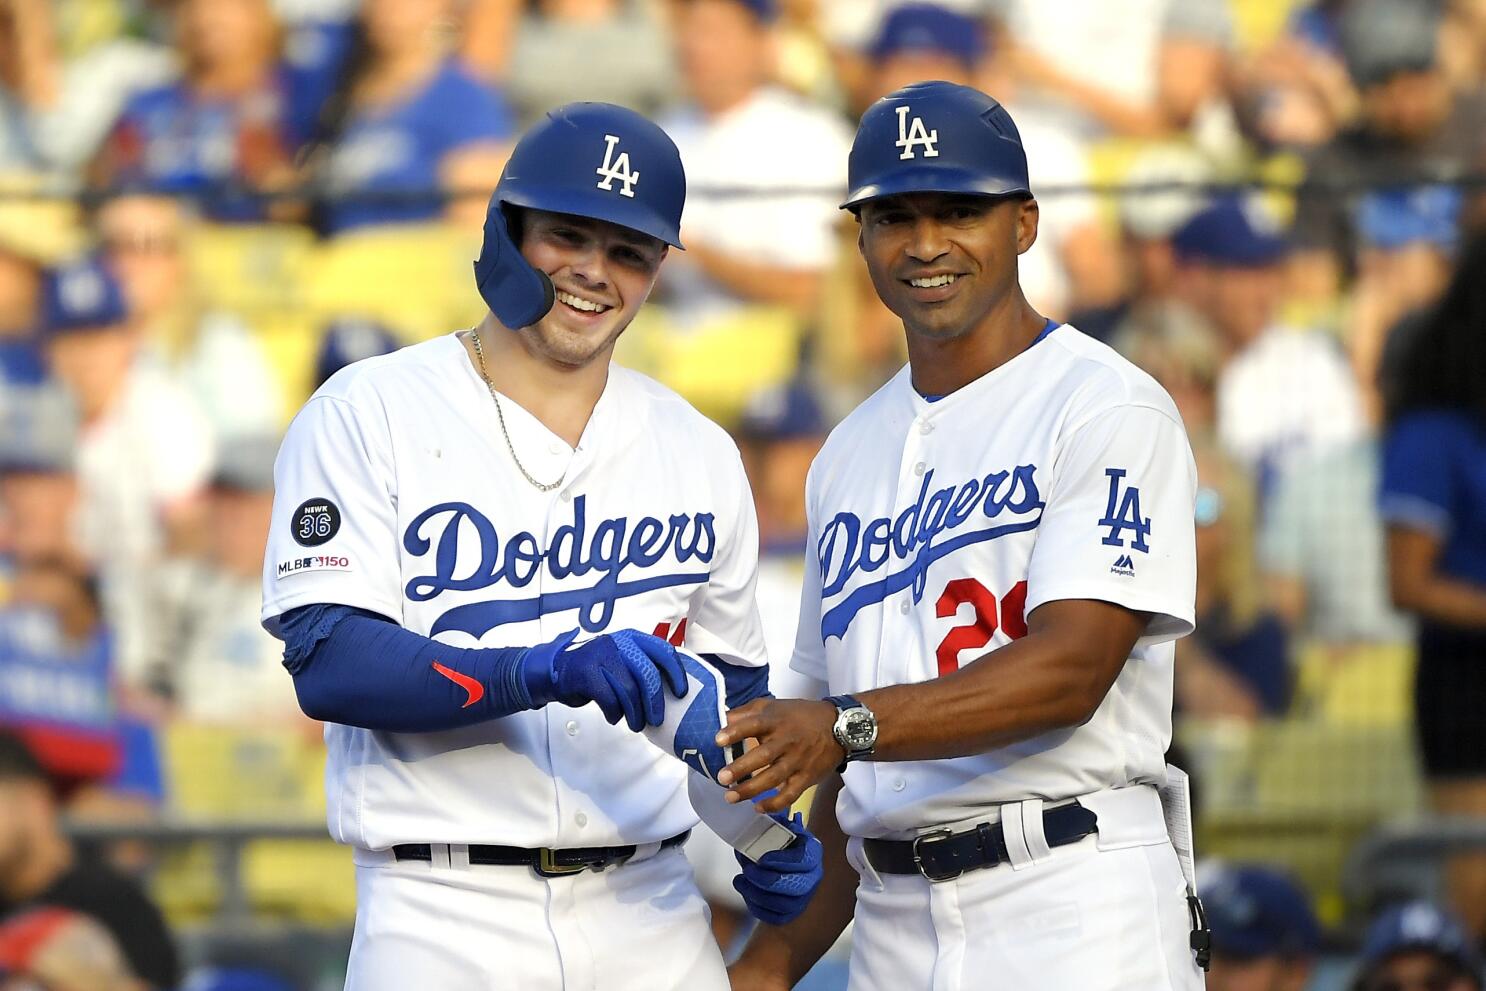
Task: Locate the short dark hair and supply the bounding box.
[0,732,48,784]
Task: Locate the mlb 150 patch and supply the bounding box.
[277,554,352,578]
[292,498,342,547]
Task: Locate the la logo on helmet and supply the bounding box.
[895,106,939,161]
[596,134,640,197]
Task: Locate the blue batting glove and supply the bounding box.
[521,629,689,731]
[732,812,823,926]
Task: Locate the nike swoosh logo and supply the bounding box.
[432,661,484,708]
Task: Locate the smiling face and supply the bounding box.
[856,191,1038,343]
[514,208,668,368]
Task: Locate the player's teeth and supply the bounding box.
[557,291,607,312]
[909,274,958,288]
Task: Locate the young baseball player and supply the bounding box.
[259,103,820,991]
[720,81,1207,990]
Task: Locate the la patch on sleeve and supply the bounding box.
[291,498,342,547]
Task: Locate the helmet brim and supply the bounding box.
[841,165,1032,212]
[498,184,685,249]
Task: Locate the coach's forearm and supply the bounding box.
[860,599,1145,762]
[731,776,857,989]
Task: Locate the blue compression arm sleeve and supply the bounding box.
[277,604,535,733]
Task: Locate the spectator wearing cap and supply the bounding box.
[0,733,179,989]
[499,0,679,129]
[300,0,515,235]
[1378,235,1486,938]
[41,256,215,700]
[170,435,305,725]
[313,315,401,389]
[1171,196,1366,499]
[1352,901,1483,991]
[1199,862,1320,991]
[865,4,1120,323]
[1291,0,1486,395]
[0,907,146,991]
[649,0,851,421]
[94,193,283,440]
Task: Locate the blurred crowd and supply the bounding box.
[1,0,1485,987]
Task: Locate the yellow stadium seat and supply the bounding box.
[616,305,804,428]
[154,723,354,924]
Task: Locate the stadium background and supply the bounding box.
[1,0,1484,988]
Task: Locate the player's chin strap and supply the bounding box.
[473,202,555,330]
[1158,765,1211,972]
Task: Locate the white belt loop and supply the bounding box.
[448,844,470,870]
[998,802,1034,870]
[628,840,663,865]
[433,844,453,870]
[1020,799,1053,863]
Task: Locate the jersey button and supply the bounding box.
[565,720,579,736]
[548,442,563,455]
[913,462,926,475]
[900,600,910,614]
[918,421,934,435]
[575,812,589,828]
[560,490,572,502]
[892,779,906,792]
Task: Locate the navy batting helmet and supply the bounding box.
[474,102,686,328]
[841,81,1030,213]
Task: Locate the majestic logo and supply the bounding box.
[595,134,640,197]
[895,105,940,161]
[1098,469,1151,552]
[431,661,485,708]
[404,496,715,639]
[1110,554,1136,577]
[816,466,1043,640]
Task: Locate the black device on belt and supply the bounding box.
[864,803,1098,881]
[392,829,690,878]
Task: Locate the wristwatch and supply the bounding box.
[825,695,878,772]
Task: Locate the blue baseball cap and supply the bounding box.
[315,317,401,387]
[40,256,128,336]
[1356,185,1462,251]
[870,4,985,67]
[1172,196,1290,267]
[1200,862,1321,960]
[1357,901,1483,978]
[739,381,827,441]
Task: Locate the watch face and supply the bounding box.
[842,709,875,749]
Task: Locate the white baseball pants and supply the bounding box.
[343,843,726,991]
[843,786,1207,991]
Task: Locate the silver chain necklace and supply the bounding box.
[469,330,566,492]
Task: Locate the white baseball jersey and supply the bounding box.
[261,334,767,851]
[791,324,1197,840]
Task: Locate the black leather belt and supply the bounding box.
[864,803,1098,881]
[392,830,690,878]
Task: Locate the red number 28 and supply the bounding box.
[934,579,1028,677]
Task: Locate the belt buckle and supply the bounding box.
[535,848,593,878]
[911,829,962,882]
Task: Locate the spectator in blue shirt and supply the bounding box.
[91,0,341,223]
[1379,233,1486,939]
[302,0,515,235]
